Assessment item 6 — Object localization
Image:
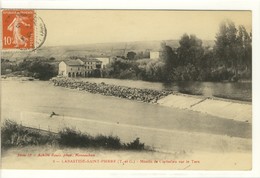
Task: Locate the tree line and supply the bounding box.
[1,57,58,80]
[104,20,252,82]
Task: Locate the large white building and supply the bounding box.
[59,58,102,77]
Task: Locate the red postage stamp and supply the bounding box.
[2,10,35,50]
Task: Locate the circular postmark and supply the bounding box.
[33,12,47,51]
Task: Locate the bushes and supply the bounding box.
[1,120,149,151]
[93,135,122,149]
[58,128,122,149]
[1,58,58,80]
[118,70,137,79]
[1,120,56,150]
[124,138,145,150]
[28,61,57,80]
[57,128,145,150]
[58,128,91,148]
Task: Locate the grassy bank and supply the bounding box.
[1,120,150,153]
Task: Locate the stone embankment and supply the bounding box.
[51,77,171,103]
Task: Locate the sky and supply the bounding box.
[38,10,252,46]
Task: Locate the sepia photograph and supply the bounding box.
[1,9,253,171]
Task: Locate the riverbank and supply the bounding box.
[1,120,148,152]
[2,109,251,150]
[51,77,172,103]
[1,80,252,170]
[50,77,252,122]
[1,117,251,170]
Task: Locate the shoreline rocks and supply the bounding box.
[51,77,172,103]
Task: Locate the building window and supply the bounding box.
[71,68,72,70]
[78,67,80,70]
[85,66,86,69]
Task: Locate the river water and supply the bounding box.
[1,80,251,138]
[76,78,252,101]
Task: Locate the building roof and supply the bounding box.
[150,51,162,53]
[61,58,102,66]
[79,58,102,62]
[95,56,110,58]
[63,60,82,66]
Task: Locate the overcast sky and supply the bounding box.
[38,10,251,46]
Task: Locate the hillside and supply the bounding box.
[2,40,214,61]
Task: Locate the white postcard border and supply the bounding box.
[1,0,260,178]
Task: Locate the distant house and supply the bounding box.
[59,58,102,77]
[5,69,12,73]
[95,57,110,68]
[150,51,162,60]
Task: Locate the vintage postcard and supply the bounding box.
[1,9,252,171]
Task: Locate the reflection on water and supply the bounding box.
[163,81,251,101]
[80,78,252,101]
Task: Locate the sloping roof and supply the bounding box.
[150,51,162,53]
[95,56,110,58]
[79,58,101,62]
[63,60,83,66]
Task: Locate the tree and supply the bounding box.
[214,20,252,79]
[145,60,165,81]
[161,42,175,65]
[160,42,178,81]
[135,51,150,59]
[126,51,136,60]
[177,34,204,67]
[92,69,101,78]
[214,20,238,68]
[236,25,252,71]
[28,61,57,80]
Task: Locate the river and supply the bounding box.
[1,79,251,139]
[75,78,252,101]
[1,79,252,169]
